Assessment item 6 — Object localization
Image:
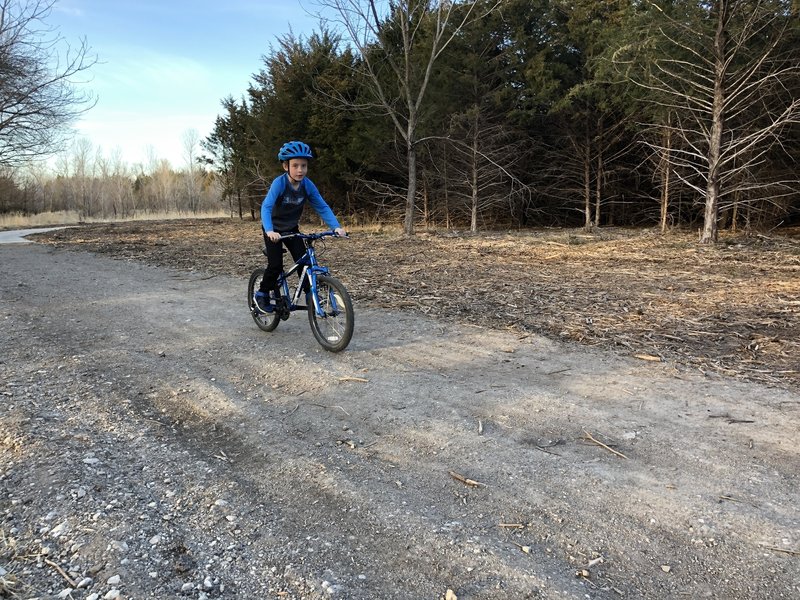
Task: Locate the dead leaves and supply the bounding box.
[37,222,800,389]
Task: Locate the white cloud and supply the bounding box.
[93,49,214,103]
[69,47,228,167]
[53,3,85,17]
[71,109,217,169]
[49,1,324,169]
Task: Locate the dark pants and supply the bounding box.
[260,228,308,294]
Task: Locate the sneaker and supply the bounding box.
[254,291,274,313]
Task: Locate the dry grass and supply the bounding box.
[0,210,230,229]
[32,219,800,390]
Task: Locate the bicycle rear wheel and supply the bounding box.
[307,275,354,352]
[248,268,280,332]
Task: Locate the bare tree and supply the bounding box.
[316,0,496,235]
[0,0,97,167]
[615,0,800,243]
[443,108,531,231]
[69,137,95,218]
[182,128,202,212]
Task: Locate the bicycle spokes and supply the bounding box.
[308,275,354,352]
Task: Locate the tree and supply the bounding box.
[614,0,800,242]
[444,109,531,231]
[540,0,641,231]
[317,0,496,235]
[182,128,202,213]
[202,97,254,218]
[247,29,360,201]
[0,0,97,167]
[423,2,533,231]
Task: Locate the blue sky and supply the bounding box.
[49,0,324,169]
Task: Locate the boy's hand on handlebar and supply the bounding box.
[266,230,281,242]
[334,227,347,237]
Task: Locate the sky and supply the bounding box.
[48,0,325,170]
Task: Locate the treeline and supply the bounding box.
[203,0,800,240]
[0,138,222,219]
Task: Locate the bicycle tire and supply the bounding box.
[307,275,354,352]
[247,268,280,332]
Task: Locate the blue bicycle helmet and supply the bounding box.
[278,140,313,161]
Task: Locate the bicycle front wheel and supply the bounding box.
[248,268,280,332]
[307,275,354,352]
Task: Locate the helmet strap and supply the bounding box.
[283,160,304,186]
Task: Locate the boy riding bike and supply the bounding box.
[255,140,347,313]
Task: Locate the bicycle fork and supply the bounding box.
[305,266,335,317]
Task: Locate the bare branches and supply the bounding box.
[0,0,97,167]
[615,1,800,241]
[314,0,499,235]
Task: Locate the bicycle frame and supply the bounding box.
[276,232,339,317]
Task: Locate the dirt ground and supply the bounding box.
[0,220,798,599]
[33,219,800,390]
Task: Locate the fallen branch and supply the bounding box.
[308,403,351,416]
[512,542,532,553]
[633,354,662,362]
[338,376,369,383]
[546,368,571,375]
[449,470,486,487]
[582,430,628,459]
[760,545,800,556]
[44,557,77,587]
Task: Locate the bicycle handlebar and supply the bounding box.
[277,231,349,241]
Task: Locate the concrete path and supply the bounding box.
[0,227,70,244]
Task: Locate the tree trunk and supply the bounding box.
[443,143,450,229]
[660,118,672,234]
[595,146,602,228]
[700,0,727,244]
[470,130,479,232]
[595,118,603,228]
[580,120,592,231]
[422,180,429,229]
[404,140,417,236]
[583,148,592,231]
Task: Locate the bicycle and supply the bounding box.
[247,231,354,352]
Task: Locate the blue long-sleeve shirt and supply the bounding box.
[260,174,341,233]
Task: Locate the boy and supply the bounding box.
[255,140,346,313]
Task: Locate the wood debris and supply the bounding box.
[760,545,800,556]
[44,557,77,587]
[448,470,486,487]
[35,222,800,391]
[582,430,629,459]
[513,542,532,554]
